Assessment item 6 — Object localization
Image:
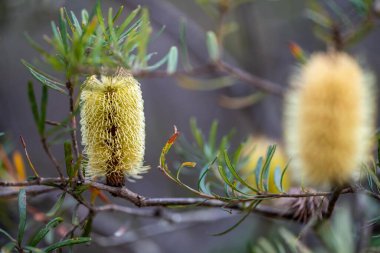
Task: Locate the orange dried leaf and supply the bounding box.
[181,162,197,168]
[13,151,26,181]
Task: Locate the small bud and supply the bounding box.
[80,68,148,186]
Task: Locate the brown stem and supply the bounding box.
[41,137,63,179]
[216,61,285,96]
[66,80,83,182]
[323,186,345,219]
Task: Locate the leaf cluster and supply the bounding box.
[0,190,90,252]
[160,119,289,201]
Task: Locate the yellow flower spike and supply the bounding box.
[80,68,148,187]
[241,137,290,193]
[284,52,376,188]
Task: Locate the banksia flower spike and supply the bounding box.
[284,52,375,188]
[241,137,290,193]
[80,68,148,187]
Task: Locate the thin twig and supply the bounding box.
[216,61,285,96]
[41,137,64,179]
[323,186,344,219]
[19,136,39,178]
[0,186,58,199]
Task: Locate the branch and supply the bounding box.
[215,61,285,96]
[40,137,64,178]
[323,186,345,219]
[0,186,58,199]
[0,177,365,225]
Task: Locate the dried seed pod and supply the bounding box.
[284,52,375,188]
[80,68,148,186]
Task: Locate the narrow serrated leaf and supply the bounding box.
[17,189,27,244]
[22,60,67,94]
[213,201,257,236]
[208,120,218,153]
[46,193,66,217]
[27,81,40,129]
[38,85,48,134]
[23,246,45,253]
[0,228,15,242]
[44,237,91,252]
[28,217,63,247]
[190,118,204,151]
[224,150,258,193]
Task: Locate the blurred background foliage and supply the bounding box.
[1,0,380,252]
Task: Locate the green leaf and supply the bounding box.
[23,246,45,253]
[0,228,15,242]
[38,85,48,134]
[64,141,74,178]
[208,120,218,153]
[224,150,258,193]
[206,31,219,61]
[197,162,214,195]
[217,165,249,196]
[213,201,258,236]
[27,81,40,129]
[179,18,192,70]
[135,8,152,68]
[112,5,124,23]
[279,228,312,253]
[22,60,67,94]
[273,166,283,192]
[116,6,141,38]
[280,162,290,192]
[254,157,263,190]
[59,8,69,53]
[259,145,276,191]
[81,9,89,26]
[44,237,91,252]
[1,242,16,253]
[190,118,204,151]
[257,238,278,253]
[28,217,63,247]
[17,189,27,244]
[46,193,66,217]
[108,8,118,46]
[81,215,93,237]
[70,11,83,35]
[95,0,106,33]
[166,46,178,74]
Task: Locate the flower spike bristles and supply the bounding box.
[80,68,148,187]
[284,52,376,188]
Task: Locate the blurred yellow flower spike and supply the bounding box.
[284,52,376,188]
[241,137,290,193]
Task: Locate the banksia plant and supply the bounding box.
[241,137,290,193]
[284,52,375,188]
[80,68,147,187]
